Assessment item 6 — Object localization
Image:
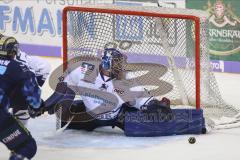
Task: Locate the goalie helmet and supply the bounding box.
[101,48,127,79]
[0,34,19,58]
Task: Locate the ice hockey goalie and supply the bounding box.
[45,48,206,137]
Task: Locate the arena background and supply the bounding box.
[0,0,239,73]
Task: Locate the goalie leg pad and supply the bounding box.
[124,109,205,137]
[174,109,206,135]
[0,109,37,159]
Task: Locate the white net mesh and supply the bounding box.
[61,4,239,126]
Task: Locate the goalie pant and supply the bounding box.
[0,57,42,159]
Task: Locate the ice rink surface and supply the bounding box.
[1,57,240,160]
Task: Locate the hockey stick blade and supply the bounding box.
[55,116,74,135]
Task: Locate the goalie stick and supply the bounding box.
[55,115,75,134]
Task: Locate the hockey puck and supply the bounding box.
[188,137,196,144]
[202,128,207,134]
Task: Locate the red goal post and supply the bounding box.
[61,5,239,121]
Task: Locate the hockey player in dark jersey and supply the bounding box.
[0,34,45,160]
[10,43,51,127]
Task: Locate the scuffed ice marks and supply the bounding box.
[27,115,182,149]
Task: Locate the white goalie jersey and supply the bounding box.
[64,61,147,120]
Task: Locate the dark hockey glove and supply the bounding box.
[28,100,45,118]
[141,97,173,121]
[147,97,171,111]
[43,82,73,115]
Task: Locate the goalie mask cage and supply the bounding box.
[62,5,239,124]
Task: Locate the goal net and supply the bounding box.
[61,4,239,128]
